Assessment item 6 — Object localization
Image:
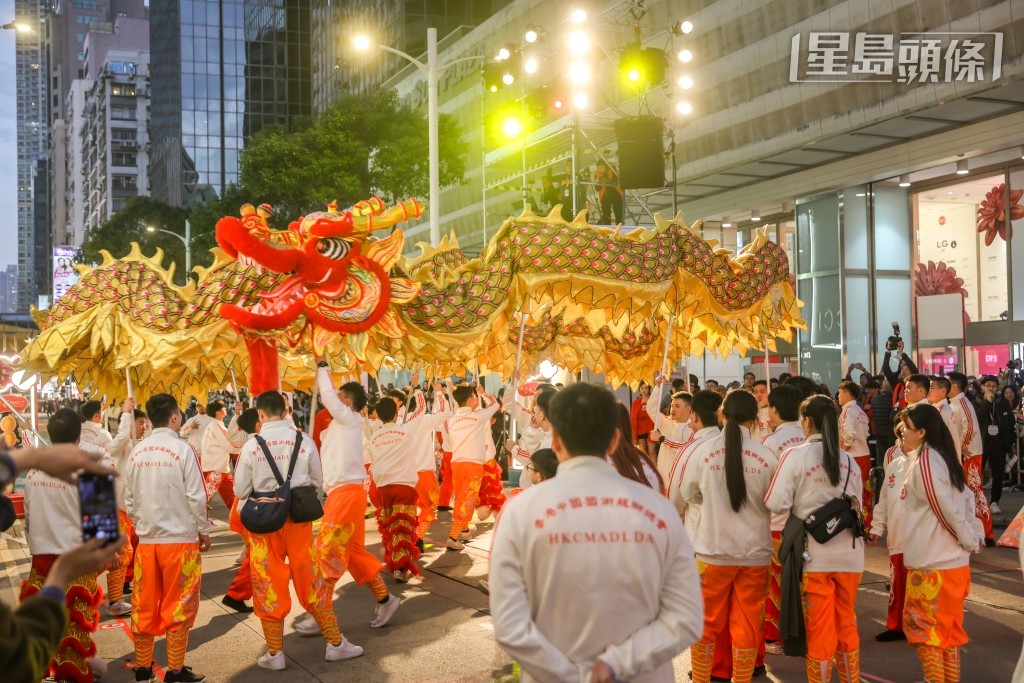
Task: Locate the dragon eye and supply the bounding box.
[316,238,351,260]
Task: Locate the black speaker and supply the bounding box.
[614,117,665,189]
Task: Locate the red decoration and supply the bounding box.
[915,260,970,325]
[977,183,1024,246]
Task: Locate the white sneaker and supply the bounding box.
[233,550,247,566]
[292,612,321,637]
[370,594,401,628]
[393,569,412,583]
[459,525,476,542]
[990,501,1002,514]
[445,537,465,552]
[107,600,132,617]
[325,638,364,662]
[475,505,492,522]
[257,650,286,671]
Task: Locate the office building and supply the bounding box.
[78,17,150,234]
[149,0,313,208]
[15,0,49,311]
[0,266,18,314]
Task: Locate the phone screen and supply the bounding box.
[77,472,120,546]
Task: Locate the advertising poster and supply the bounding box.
[53,246,78,304]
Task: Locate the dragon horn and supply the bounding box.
[353,198,425,233]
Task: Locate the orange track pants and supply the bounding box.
[438,451,454,507]
[691,562,769,683]
[415,470,440,538]
[376,483,421,575]
[802,572,861,682]
[226,501,252,601]
[107,510,138,603]
[903,566,970,649]
[887,552,907,632]
[316,483,384,586]
[248,518,336,622]
[131,543,202,671]
[449,461,484,539]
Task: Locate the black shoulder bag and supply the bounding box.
[286,430,324,523]
[803,455,866,547]
[240,434,301,534]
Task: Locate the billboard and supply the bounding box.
[53,246,78,304]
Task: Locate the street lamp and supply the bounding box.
[1,21,32,32]
[354,29,483,246]
[146,221,192,276]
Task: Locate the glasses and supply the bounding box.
[523,464,535,473]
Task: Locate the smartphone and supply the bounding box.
[77,471,120,546]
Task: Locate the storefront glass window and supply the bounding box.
[796,193,841,390]
[914,173,1007,324]
[1008,169,1024,321]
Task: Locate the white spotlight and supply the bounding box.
[571,9,587,23]
[568,62,590,84]
[567,29,590,55]
[677,75,693,89]
[524,57,538,74]
[676,101,693,115]
[572,92,589,109]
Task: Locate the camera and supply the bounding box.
[885,322,902,352]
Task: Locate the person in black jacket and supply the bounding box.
[871,384,896,457]
[880,341,918,410]
[977,375,1017,514]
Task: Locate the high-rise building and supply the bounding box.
[78,18,150,233]
[0,266,18,314]
[46,0,146,247]
[149,0,312,208]
[32,156,51,307]
[311,0,513,114]
[15,0,49,311]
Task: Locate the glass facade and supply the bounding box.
[150,0,311,207]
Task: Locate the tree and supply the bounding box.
[240,89,468,218]
[79,197,197,284]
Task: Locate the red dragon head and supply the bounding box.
[215,197,423,355]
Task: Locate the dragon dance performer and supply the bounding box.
[20,409,113,683]
[838,381,873,520]
[80,398,143,616]
[445,383,502,551]
[124,394,211,683]
[869,411,911,643]
[896,404,983,683]
[413,386,448,543]
[200,401,246,510]
[646,376,694,481]
[220,408,260,615]
[503,376,555,492]
[368,381,455,581]
[476,414,507,521]
[682,392,777,683]
[665,390,723,525]
[234,391,361,671]
[946,372,993,544]
[292,363,399,636]
[766,396,865,683]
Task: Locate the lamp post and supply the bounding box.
[146,220,191,276]
[355,28,482,246]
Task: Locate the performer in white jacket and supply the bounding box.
[757,384,806,660]
[199,401,246,509]
[233,391,360,671]
[21,408,117,683]
[681,391,777,683]
[503,379,556,491]
[838,380,872,517]
[928,376,962,459]
[765,396,865,683]
[491,383,703,683]
[445,383,502,551]
[367,381,454,581]
[895,403,983,683]
[124,394,211,683]
[868,412,913,643]
[664,390,723,532]
[646,376,694,481]
[751,380,773,442]
[947,371,993,543]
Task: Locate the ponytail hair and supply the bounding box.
[722,390,759,512]
[800,395,841,486]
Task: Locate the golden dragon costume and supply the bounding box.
[20,198,804,399]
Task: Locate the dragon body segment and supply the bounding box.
[22,200,803,400]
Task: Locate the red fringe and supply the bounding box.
[380,510,421,575]
[52,658,95,683]
[57,634,98,658]
[478,462,507,511]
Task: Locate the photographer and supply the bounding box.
[977,375,1017,514]
[881,340,918,411]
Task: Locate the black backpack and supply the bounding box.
[240,432,302,534]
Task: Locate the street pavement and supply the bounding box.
[3,492,1024,682]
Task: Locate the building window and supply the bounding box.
[108,61,137,75]
[112,175,137,190]
[111,84,136,97]
[111,105,135,120]
[77,32,84,42]
[112,152,136,166]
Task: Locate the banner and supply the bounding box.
[53,246,78,304]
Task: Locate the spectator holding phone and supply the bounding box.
[8,409,124,683]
